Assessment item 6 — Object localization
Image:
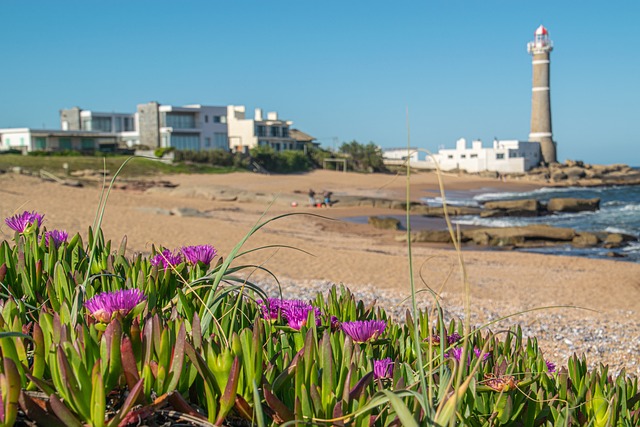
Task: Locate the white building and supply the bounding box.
[426,138,541,173]
[2,103,300,154]
[227,106,295,153]
[0,127,118,153]
[382,147,427,162]
[383,138,541,173]
[136,103,229,151]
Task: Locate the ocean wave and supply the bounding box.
[473,186,595,202]
[420,197,480,207]
[604,226,637,236]
[452,217,530,228]
[620,204,640,212]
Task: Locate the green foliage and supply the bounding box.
[339,140,388,173]
[0,195,638,424]
[249,146,313,173]
[153,146,175,158]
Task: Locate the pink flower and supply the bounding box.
[341,320,386,343]
[181,244,217,265]
[5,211,44,233]
[44,229,68,248]
[85,289,146,323]
[150,249,183,270]
[373,358,394,379]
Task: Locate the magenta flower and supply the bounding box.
[425,332,461,346]
[4,211,44,233]
[448,347,491,365]
[545,360,556,373]
[283,304,318,330]
[181,244,217,265]
[341,320,386,343]
[44,230,68,248]
[85,289,146,323]
[373,357,394,379]
[258,298,286,321]
[150,249,183,270]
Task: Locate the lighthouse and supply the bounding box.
[528,25,557,164]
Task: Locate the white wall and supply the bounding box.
[0,129,32,152]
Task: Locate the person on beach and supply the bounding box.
[323,190,332,207]
[308,189,316,207]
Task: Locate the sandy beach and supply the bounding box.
[1,169,639,374]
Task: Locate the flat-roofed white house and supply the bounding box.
[227,106,296,153]
[384,138,541,173]
[0,127,119,154]
[136,102,229,151]
[382,147,428,162]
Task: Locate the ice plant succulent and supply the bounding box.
[373,357,394,379]
[44,229,68,248]
[546,359,556,373]
[85,289,146,323]
[283,303,318,330]
[341,320,386,343]
[4,210,44,233]
[150,249,183,270]
[181,244,217,265]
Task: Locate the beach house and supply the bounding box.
[1,102,302,154]
[383,138,541,173]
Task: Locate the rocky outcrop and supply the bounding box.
[462,225,576,247]
[368,216,401,230]
[546,198,600,213]
[525,161,640,187]
[410,205,482,217]
[481,199,540,217]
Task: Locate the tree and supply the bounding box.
[339,140,387,172]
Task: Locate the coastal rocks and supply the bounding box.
[410,205,482,216]
[572,232,600,247]
[526,161,640,187]
[481,199,540,217]
[462,225,576,247]
[546,197,600,213]
[368,216,401,230]
[394,229,454,243]
[477,197,601,217]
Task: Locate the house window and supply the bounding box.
[282,127,289,137]
[214,133,227,149]
[59,138,72,150]
[204,115,209,123]
[81,138,95,150]
[496,153,505,160]
[270,127,280,137]
[509,151,518,158]
[256,125,266,136]
[165,113,196,129]
[213,115,227,123]
[460,154,466,159]
[205,137,211,147]
[35,137,46,150]
[447,155,453,159]
[470,154,478,158]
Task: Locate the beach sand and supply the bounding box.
[1,169,639,373]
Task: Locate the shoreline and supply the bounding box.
[1,170,639,374]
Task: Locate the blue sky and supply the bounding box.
[1,1,639,165]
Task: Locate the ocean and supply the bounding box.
[421,183,640,262]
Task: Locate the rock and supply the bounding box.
[62,179,83,187]
[603,233,635,248]
[550,170,567,181]
[564,160,584,168]
[606,251,627,258]
[572,232,600,247]
[482,199,540,217]
[368,216,401,230]
[546,198,600,213]
[463,225,576,247]
[411,230,453,243]
[564,167,587,180]
[170,207,210,218]
[412,206,483,216]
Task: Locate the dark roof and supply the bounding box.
[289,128,316,143]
